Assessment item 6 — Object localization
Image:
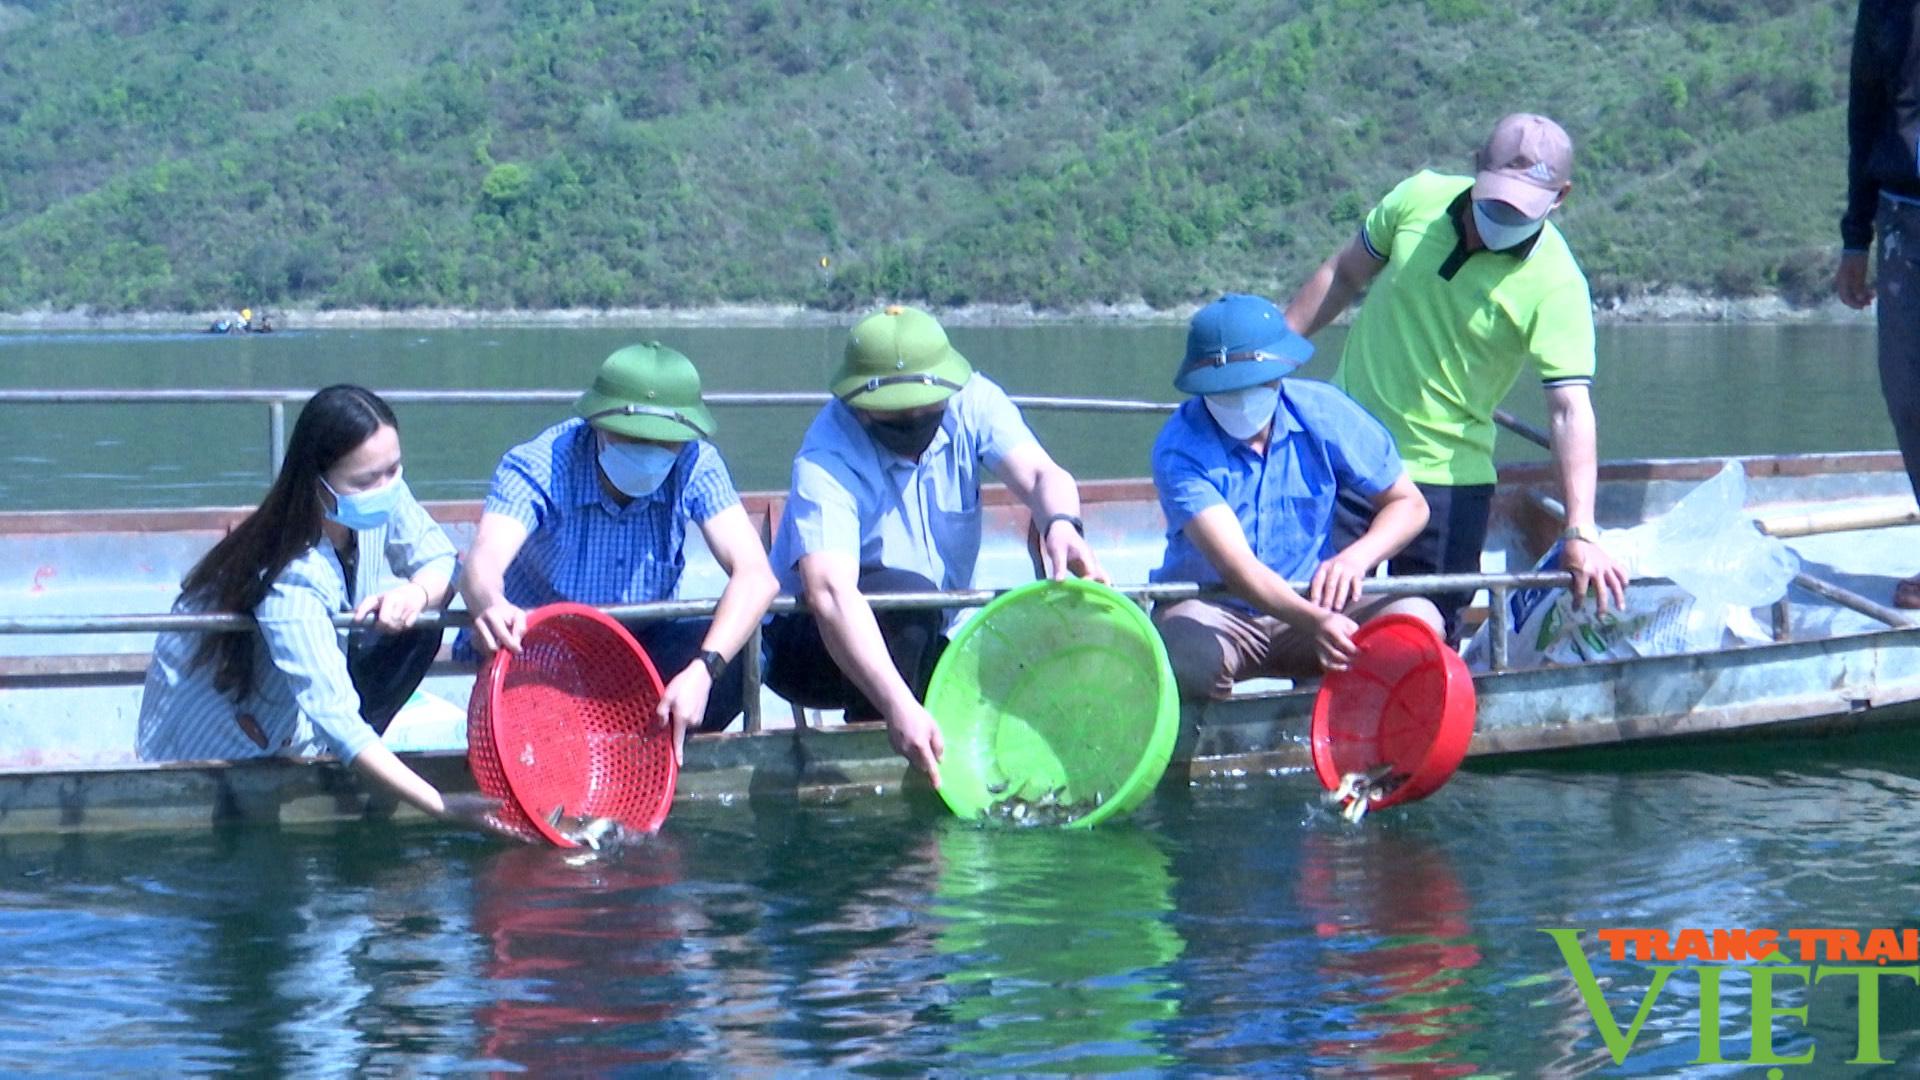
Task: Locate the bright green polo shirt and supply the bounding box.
[1332,170,1595,486]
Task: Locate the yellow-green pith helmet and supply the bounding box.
[832,305,974,411]
[573,342,716,441]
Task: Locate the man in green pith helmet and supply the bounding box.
[456,342,779,762]
[764,306,1109,788]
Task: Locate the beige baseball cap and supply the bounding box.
[1472,113,1573,219]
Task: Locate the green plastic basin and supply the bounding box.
[925,578,1179,828]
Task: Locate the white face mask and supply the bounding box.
[597,436,679,497]
[1203,385,1279,441]
[1471,199,1545,252]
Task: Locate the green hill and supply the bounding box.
[0,0,1856,313]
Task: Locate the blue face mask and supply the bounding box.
[598,436,680,497]
[322,467,406,530]
[1471,198,1545,252]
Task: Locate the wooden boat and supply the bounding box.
[4,449,1919,836]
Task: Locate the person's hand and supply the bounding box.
[436,792,525,841]
[886,700,945,788]
[353,580,431,633]
[1041,519,1111,584]
[1308,551,1371,612]
[469,601,527,657]
[1312,609,1362,673]
[656,660,714,766]
[1562,535,1629,613]
[1836,251,1875,310]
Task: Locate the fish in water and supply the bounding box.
[545,805,627,851]
[980,785,1106,828]
[1322,764,1404,824]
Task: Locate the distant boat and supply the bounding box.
[206,314,275,334]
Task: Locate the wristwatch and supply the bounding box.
[1041,513,1086,537]
[1561,524,1601,545]
[698,649,727,680]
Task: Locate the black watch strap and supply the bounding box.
[1041,513,1085,537]
[698,649,727,680]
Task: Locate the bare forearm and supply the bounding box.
[1286,258,1352,337]
[409,568,456,608]
[1220,561,1321,629]
[1339,494,1428,571]
[458,548,512,612]
[1027,465,1082,521]
[700,567,778,663]
[1549,400,1602,530]
[807,582,918,717]
[350,741,447,817]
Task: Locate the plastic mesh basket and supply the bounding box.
[925,578,1179,828]
[465,603,676,846]
[1310,614,1476,810]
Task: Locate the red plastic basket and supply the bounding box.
[1310,614,1476,811]
[465,603,677,846]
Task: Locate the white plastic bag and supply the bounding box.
[1466,462,1799,668]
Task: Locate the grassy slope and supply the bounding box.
[0,0,1857,312]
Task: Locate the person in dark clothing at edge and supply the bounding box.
[1838,0,1920,609]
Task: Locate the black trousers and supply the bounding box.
[763,570,948,722]
[1331,481,1495,640]
[347,624,444,735]
[615,616,749,732]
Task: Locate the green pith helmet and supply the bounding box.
[573,342,716,441]
[832,305,974,411]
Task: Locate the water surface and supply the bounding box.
[5,735,1920,1075]
[0,322,1892,510]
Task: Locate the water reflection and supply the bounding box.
[1293,827,1483,1078]
[932,824,1185,1073]
[470,837,691,1073]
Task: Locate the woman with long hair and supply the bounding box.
[138,384,497,832]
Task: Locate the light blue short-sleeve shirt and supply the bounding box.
[1150,380,1405,593]
[769,374,1038,593]
[137,484,458,764]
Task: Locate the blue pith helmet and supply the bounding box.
[1174,293,1314,395]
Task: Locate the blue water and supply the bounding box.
[6,733,1920,1075]
[0,322,1894,511]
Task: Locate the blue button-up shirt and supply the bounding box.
[452,418,739,660]
[1151,380,1404,593]
[770,375,1037,593]
[137,485,457,764]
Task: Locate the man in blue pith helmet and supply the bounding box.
[1149,294,1441,700]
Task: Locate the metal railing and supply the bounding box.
[3,569,1670,728]
[10,386,1908,733]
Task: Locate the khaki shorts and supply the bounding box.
[1153,596,1441,701]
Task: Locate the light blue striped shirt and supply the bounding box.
[452,418,739,661]
[769,375,1037,594]
[136,485,457,764]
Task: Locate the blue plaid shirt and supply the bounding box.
[453,418,739,660]
[1150,380,1404,596]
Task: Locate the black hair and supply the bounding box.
[179,385,398,698]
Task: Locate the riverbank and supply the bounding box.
[0,290,1874,331]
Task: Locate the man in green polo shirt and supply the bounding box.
[1285,112,1628,635]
